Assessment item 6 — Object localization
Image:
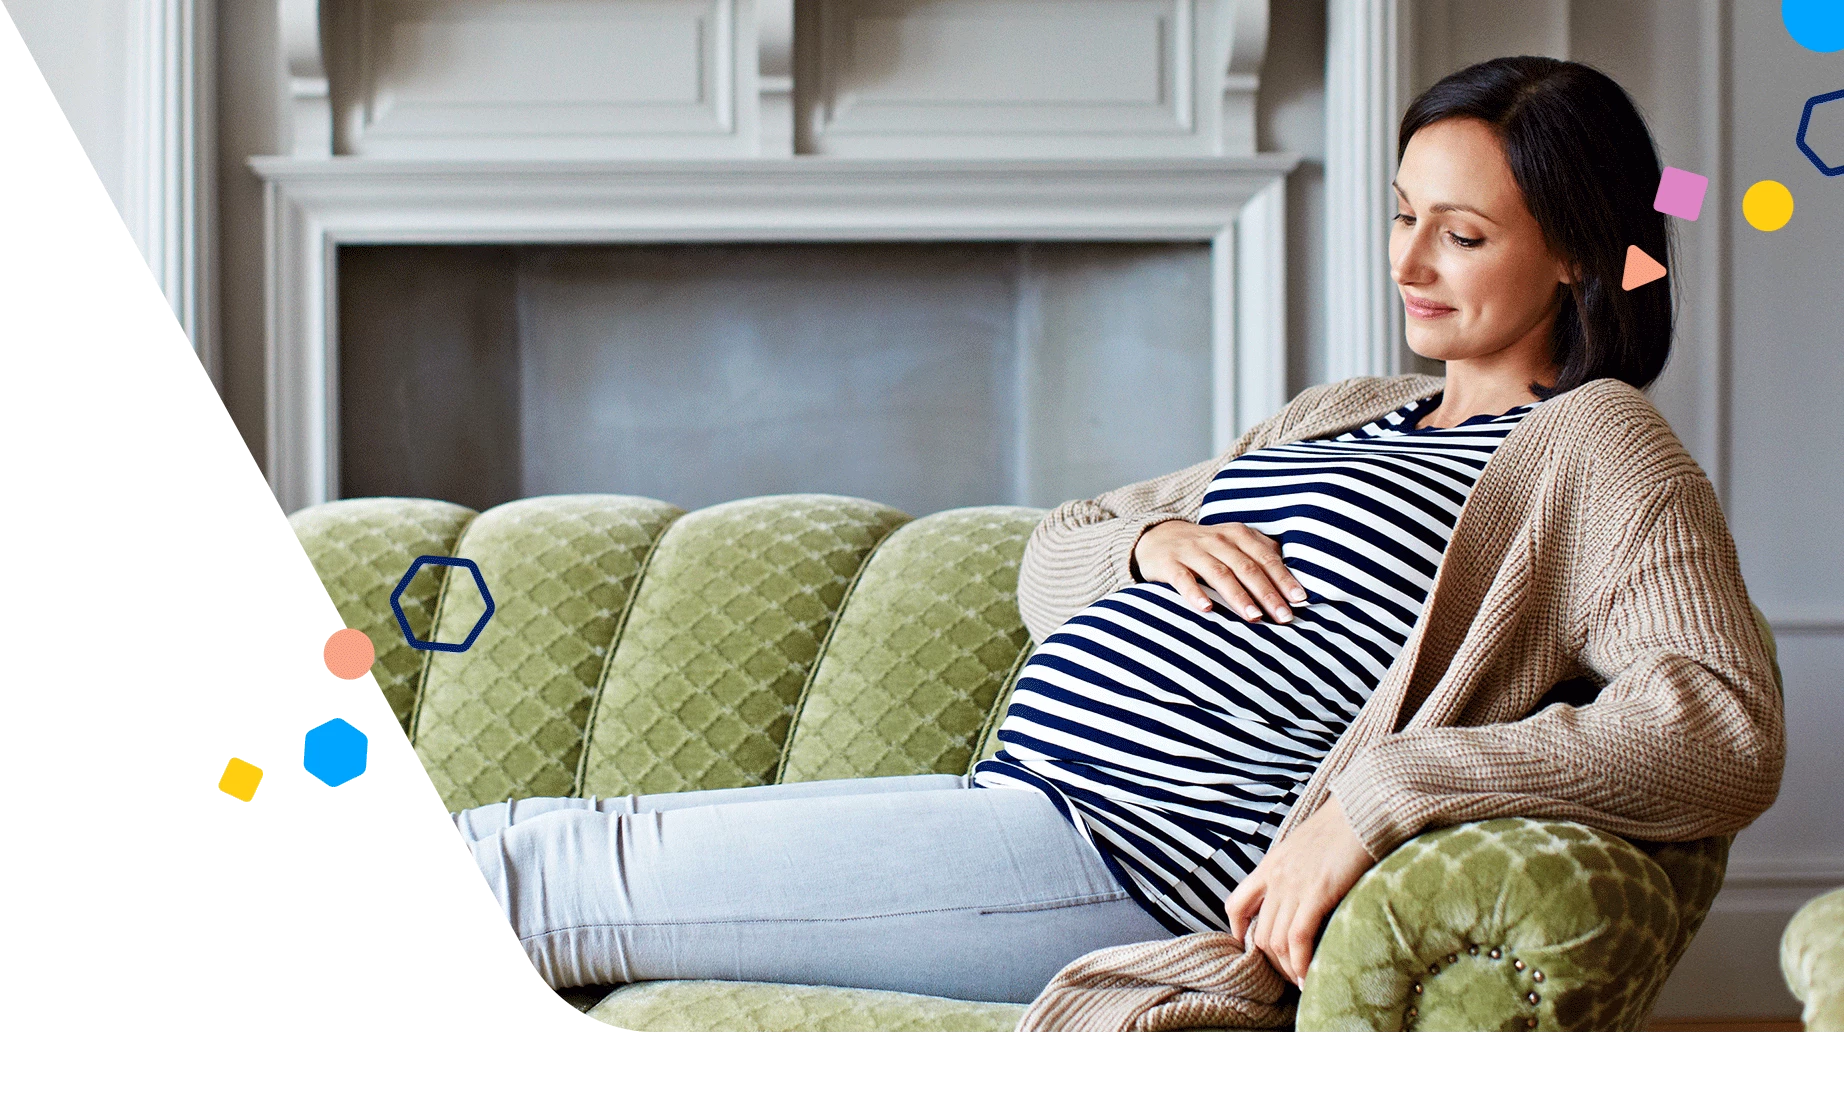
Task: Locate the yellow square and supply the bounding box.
[219,758,264,802]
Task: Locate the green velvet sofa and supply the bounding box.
[291,492,1774,1032]
[1783,889,1844,1031]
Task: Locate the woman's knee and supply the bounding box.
[452,795,604,842]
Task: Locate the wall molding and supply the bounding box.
[1722,857,1844,890]
[124,0,216,385]
[250,155,1296,512]
[1323,0,1405,383]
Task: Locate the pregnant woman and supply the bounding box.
[454,57,1783,1030]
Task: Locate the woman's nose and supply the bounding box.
[1390,226,1436,287]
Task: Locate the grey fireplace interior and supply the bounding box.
[338,241,1213,517]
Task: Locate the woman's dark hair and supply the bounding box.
[1399,56,1673,396]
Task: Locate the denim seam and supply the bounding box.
[518,890,1134,942]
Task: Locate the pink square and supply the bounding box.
[1654,167,1709,221]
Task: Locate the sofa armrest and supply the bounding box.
[1782,888,1844,1031]
[1296,818,1685,1031]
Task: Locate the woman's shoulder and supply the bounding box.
[1537,378,1707,492]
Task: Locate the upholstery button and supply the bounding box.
[1489,948,1502,959]
[1526,1017,1538,1029]
[1513,959,1526,971]
[1468,945,1479,956]
[1406,1007,1418,1019]
[1428,963,1440,975]
[1532,971,1545,983]
[1412,983,1423,995]
[1446,954,1458,964]
[1527,992,1540,1005]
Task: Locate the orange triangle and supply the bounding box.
[1622,244,1667,290]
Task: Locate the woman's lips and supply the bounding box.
[1403,294,1456,320]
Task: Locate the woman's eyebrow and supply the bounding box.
[1391,181,1498,224]
[1429,201,1496,223]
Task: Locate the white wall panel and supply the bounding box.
[331,0,762,157]
[799,0,1260,156]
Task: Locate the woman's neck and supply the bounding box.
[1417,312,1560,429]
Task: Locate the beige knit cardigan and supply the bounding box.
[1013,373,1785,1032]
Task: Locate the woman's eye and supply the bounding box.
[1392,213,1415,226]
[1449,232,1483,248]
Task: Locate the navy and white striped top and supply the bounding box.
[972,394,1536,935]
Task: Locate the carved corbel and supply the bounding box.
[1218,0,1270,156]
[279,0,331,158]
[757,0,795,156]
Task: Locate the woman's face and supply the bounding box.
[1389,117,1573,371]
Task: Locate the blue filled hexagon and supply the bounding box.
[1795,88,1844,177]
[304,717,368,787]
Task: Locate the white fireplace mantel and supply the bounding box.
[252,154,1298,513]
[256,0,1294,513]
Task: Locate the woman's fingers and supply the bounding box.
[1246,533,1309,605]
[1164,563,1214,612]
[1289,905,1322,985]
[1191,554,1263,620]
[1258,896,1295,980]
[1133,521,1306,622]
[1211,543,1295,622]
[1225,874,1265,942]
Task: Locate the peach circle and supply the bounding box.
[323,628,376,680]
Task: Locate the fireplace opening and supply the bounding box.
[338,240,1213,516]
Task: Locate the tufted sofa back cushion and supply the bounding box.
[291,493,1048,812]
[411,496,683,808]
[576,495,912,798]
[290,497,478,731]
[776,506,1041,783]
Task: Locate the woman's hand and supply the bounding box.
[1224,795,1374,987]
[1132,520,1307,622]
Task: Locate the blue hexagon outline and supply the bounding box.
[1796,88,1844,177]
[390,555,496,653]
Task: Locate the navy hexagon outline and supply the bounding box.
[1796,88,1844,177]
[390,555,496,652]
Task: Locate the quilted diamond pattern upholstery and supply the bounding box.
[779,507,1042,783]
[583,980,1025,1032]
[1631,835,1730,974]
[1297,818,1685,1031]
[578,495,911,797]
[412,495,682,811]
[288,497,476,733]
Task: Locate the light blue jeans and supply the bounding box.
[454,775,1174,1003]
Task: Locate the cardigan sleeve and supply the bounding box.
[1015,386,1337,644]
[1330,474,1786,860]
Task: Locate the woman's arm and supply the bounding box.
[1227,472,1784,985]
[1331,474,1786,860]
[1015,385,1338,643]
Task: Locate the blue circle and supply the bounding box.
[1784,0,1844,53]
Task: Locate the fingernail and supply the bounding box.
[1276,607,1292,622]
[1195,598,1212,611]
[1288,588,1307,602]
[1243,606,1261,620]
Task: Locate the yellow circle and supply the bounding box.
[1742,179,1794,232]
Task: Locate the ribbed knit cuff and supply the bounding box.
[1109,512,1191,588]
[1329,751,1419,862]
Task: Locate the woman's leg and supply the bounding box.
[466,781,1174,1003]
[452,774,966,843]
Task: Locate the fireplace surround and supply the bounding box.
[254,0,1297,513]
